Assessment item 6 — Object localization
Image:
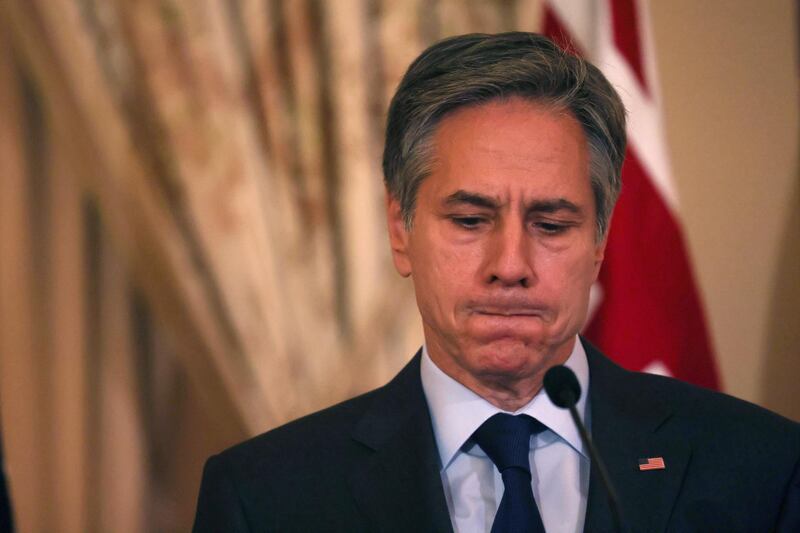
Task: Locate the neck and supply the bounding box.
[462,373,546,412]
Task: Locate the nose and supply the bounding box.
[484,219,535,288]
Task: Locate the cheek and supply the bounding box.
[413,240,482,317]
[420,228,481,277]
[429,248,478,306]
[566,254,599,308]
[540,248,597,303]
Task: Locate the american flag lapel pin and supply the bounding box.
[638,457,666,471]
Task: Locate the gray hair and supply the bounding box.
[382,32,627,241]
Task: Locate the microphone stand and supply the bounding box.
[565,399,624,533]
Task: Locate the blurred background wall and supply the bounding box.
[0,0,796,531]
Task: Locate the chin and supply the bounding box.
[470,339,545,378]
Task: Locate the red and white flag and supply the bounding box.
[543,0,720,389]
[638,457,666,471]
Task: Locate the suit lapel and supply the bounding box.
[583,341,691,533]
[348,353,453,533]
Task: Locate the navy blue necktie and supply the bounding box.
[472,413,547,533]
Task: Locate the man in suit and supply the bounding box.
[193,32,800,532]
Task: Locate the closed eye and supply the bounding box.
[534,221,572,235]
[450,216,487,229]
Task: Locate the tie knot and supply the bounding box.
[472,413,546,473]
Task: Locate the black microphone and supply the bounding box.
[544,365,625,533]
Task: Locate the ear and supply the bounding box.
[385,191,412,277]
[591,232,608,281]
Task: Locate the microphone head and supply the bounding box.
[544,365,582,408]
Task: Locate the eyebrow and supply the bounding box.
[443,190,584,215]
[443,190,499,209]
[529,198,583,215]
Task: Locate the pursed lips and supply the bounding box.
[470,306,545,317]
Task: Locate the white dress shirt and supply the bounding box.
[420,337,591,533]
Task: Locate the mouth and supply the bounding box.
[468,301,547,317]
[472,307,543,317]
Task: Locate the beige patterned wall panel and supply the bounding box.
[47,123,90,532]
[0,1,553,530]
[0,35,49,533]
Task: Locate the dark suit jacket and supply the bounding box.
[193,341,800,532]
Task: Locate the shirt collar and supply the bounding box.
[420,337,590,470]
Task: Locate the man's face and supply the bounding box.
[387,97,606,391]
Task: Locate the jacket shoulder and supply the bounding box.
[585,340,798,433]
[194,386,390,532]
[600,363,800,461]
[631,370,797,431]
[215,385,383,472]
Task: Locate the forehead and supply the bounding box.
[426,97,591,201]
